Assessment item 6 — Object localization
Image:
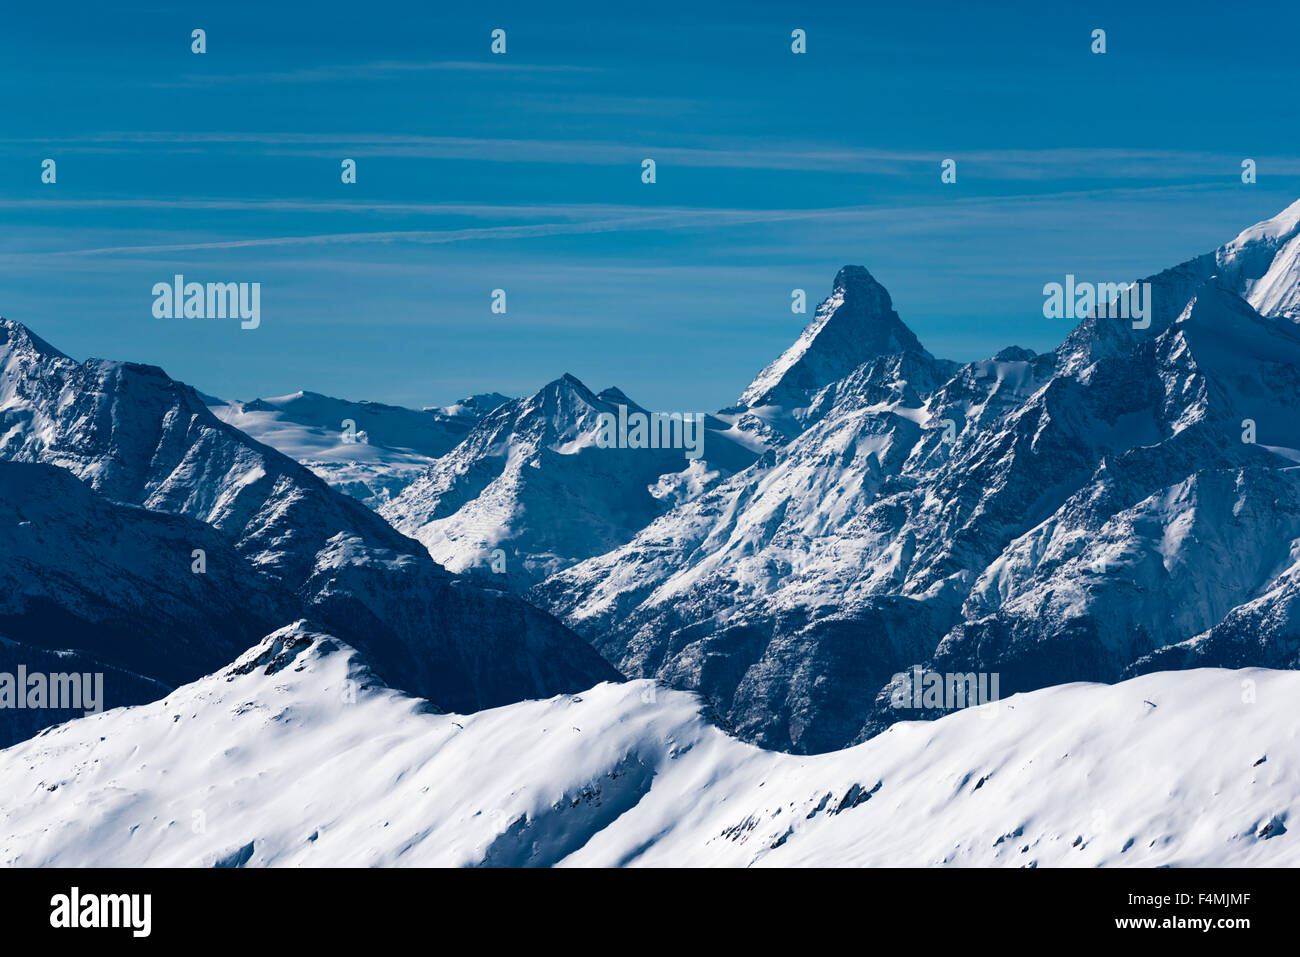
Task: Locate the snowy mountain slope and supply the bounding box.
[381,374,760,589]
[1130,557,1300,675]
[534,201,1300,753]
[432,392,512,420]
[1,622,1295,868]
[1220,197,1300,321]
[209,390,505,508]
[906,283,1300,728]
[0,319,619,714]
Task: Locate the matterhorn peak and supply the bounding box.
[739,265,931,410]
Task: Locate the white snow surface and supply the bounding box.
[1,622,1295,868]
[1218,197,1300,321]
[209,390,503,508]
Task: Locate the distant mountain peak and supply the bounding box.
[597,386,632,404]
[433,392,511,419]
[547,372,602,404]
[994,345,1036,362]
[739,265,931,410]
[0,317,69,361]
[0,318,619,719]
[1208,197,1300,322]
[520,373,606,424]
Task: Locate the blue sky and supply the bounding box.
[2,0,1298,411]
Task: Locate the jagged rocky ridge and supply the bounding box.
[531,200,1300,753]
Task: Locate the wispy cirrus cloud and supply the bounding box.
[5,183,1259,260]
[140,59,600,88]
[11,133,1300,178]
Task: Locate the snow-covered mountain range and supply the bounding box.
[2,621,1293,867]
[380,374,763,588]
[0,318,618,746]
[531,199,1300,753]
[9,201,1300,758]
[3,199,1300,867]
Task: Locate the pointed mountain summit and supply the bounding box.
[739,266,931,411]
